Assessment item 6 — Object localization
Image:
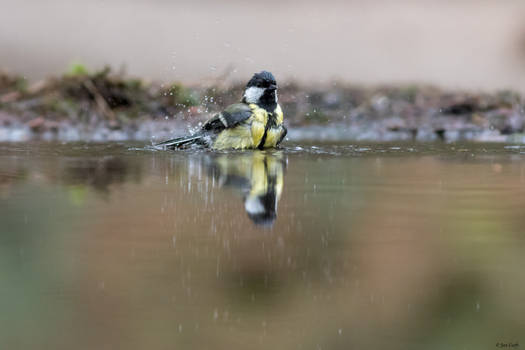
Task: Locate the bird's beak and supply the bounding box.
[268,84,277,91]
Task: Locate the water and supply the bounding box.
[1,141,525,349]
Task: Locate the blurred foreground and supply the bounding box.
[1,142,525,349]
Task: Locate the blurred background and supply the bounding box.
[1,0,525,91]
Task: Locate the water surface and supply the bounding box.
[1,142,525,349]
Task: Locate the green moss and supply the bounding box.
[165,83,199,107]
[125,78,143,90]
[65,62,89,77]
[14,77,28,93]
[398,85,419,102]
[497,90,520,107]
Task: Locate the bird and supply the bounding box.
[156,71,287,150]
[205,152,285,226]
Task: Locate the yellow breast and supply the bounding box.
[212,103,284,150]
[263,127,284,148]
[249,104,268,147]
[263,105,285,148]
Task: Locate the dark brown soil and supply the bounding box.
[1,67,524,142]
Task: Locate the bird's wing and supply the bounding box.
[203,103,252,132]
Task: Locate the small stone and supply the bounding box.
[27,117,46,132]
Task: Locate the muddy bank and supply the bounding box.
[1,68,525,143]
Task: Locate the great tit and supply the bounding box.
[156,71,287,150]
[206,152,285,226]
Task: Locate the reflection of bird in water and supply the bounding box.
[206,152,286,226]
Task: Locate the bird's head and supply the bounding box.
[244,193,278,227]
[242,71,278,111]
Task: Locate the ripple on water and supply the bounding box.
[121,142,525,158]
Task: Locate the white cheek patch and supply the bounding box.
[245,197,265,214]
[243,87,265,103]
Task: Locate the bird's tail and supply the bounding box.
[155,133,205,150]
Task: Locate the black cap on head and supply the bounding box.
[246,71,277,88]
